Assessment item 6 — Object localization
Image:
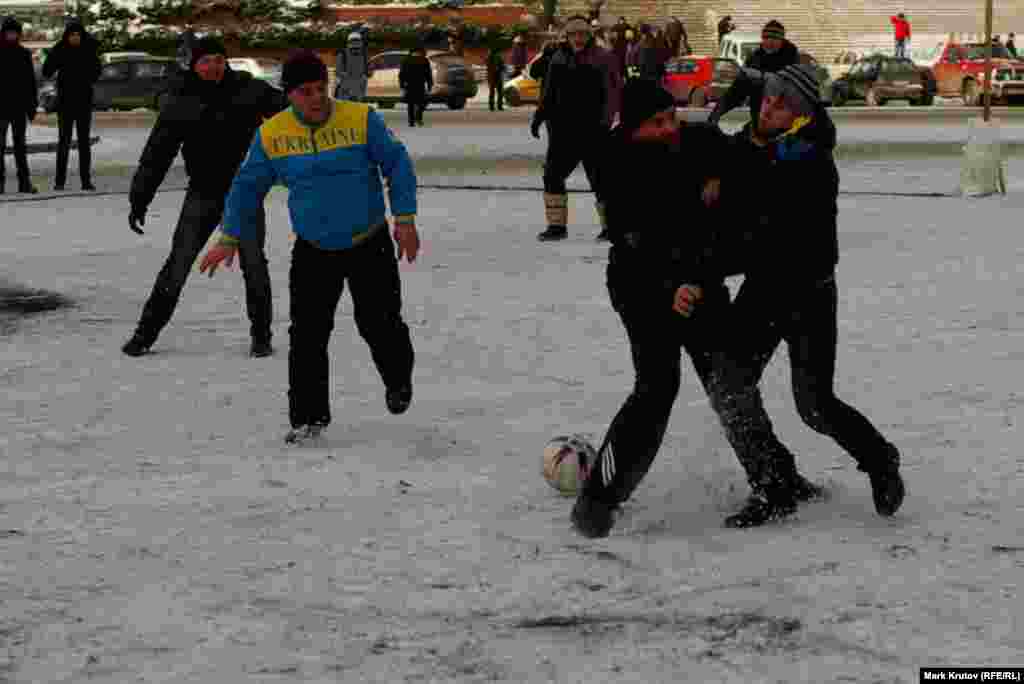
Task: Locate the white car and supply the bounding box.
[228,58,283,89]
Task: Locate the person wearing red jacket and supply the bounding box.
[890,12,911,59]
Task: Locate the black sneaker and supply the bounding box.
[249,340,274,358]
[386,385,413,415]
[82,182,96,192]
[121,335,152,357]
[284,424,325,445]
[537,225,568,242]
[53,183,65,191]
[724,491,798,529]
[571,494,619,539]
[18,184,38,195]
[865,448,905,516]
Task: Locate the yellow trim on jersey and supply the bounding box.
[259,100,371,161]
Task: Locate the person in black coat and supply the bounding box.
[707,65,905,528]
[42,19,102,191]
[707,19,800,126]
[121,37,288,358]
[0,16,38,194]
[399,46,433,127]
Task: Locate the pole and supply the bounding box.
[983,0,994,121]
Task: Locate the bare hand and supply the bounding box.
[673,284,703,317]
[393,221,420,263]
[702,178,721,208]
[199,243,237,277]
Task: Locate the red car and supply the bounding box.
[662,56,714,106]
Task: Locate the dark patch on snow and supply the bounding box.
[0,281,74,334]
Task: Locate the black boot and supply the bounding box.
[537,225,568,242]
[18,183,37,195]
[571,493,619,538]
[386,384,413,415]
[249,339,274,358]
[789,472,827,503]
[724,488,798,528]
[863,444,905,516]
[121,332,154,357]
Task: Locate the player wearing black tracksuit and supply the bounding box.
[707,65,905,527]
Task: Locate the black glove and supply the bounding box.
[129,206,146,235]
[530,115,543,139]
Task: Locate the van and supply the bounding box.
[718,33,763,67]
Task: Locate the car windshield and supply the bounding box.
[964,44,1012,60]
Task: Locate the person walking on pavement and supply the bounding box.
[486,43,506,111]
[399,46,433,127]
[708,65,905,527]
[42,18,101,191]
[531,15,622,242]
[890,13,911,59]
[0,17,38,195]
[199,49,421,446]
[122,37,287,358]
[707,19,799,127]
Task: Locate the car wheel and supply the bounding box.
[689,88,707,108]
[865,86,884,106]
[503,88,521,107]
[831,87,846,107]
[963,79,979,107]
[447,97,467,110]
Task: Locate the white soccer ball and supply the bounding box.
[542,434,598,497]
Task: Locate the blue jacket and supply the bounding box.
[222,100,417,250]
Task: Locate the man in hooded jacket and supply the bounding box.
[531,15,622,242]
[707,19,799,127]
[707,65,905,528]
[0,16,38,195]
[42,18,102,191]
[121,37,288,358]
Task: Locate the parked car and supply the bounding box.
[991,64,1024,104]
[931,42,1024,105]
[502,53,544,107]
[831,55,935,106]
[662,55,714,106]
[717,32,762,66]
[101,51,152,64]
[38,56,175,113]
[228,57,283,90]
[364,50,478,110]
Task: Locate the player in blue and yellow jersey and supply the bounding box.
[200,49,421,445]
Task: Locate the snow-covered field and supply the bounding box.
[1,122,1023,682]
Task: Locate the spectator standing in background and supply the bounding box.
[890,12,911,59]
[0,16,38,195]
[1007,32,1017,58]
[509,34,528,77]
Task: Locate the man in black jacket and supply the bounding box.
[122,37,287,358]
[0,17,38,195]
[42,19,102,191]
[398,46,433,127]
[708,65,905,528]
[707,19,799,127]
[531,15,622,242]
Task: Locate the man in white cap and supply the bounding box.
[530,14,622,242]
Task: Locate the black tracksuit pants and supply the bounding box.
[542,123,604,197]
[709,275,896,492]
[287,228,414,429]
[55,103,94,187]
[406,88,427,126]
[581,249,732,505]
[134,187,272,346]
[0,115,31,190]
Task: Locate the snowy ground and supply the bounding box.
[1,120,1023,682]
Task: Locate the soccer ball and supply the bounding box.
[542,434,598,497]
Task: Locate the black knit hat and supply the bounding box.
[619,77,676,132]
[765,64,819,116]
[2,16,23,34]
[190,35,227,70]
[281,48,328,94]
[762,20,785,40]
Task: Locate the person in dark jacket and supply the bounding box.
[529,36,568,82]
[717,15,736,46]
[399,46,433,127]
[707,65,905,527]
[42,19,102,191]
[707,19,800,126]
[486,44,505,111]
[509,34,528,77]
[0,17,38,195]
[569,77,820,538]
[530,15,622,242]
[121,37,288,358]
